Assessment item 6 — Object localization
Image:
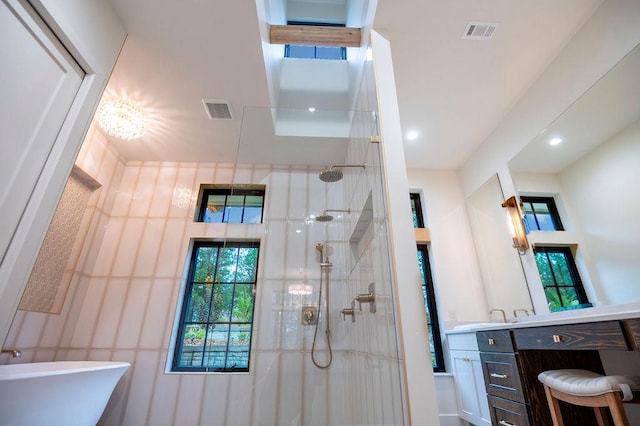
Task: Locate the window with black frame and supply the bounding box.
[196,185,265,224]
[534,246,590,312]
[521,196,564,232]
[417,244,445,372]
[172,240,259,372]
[410,192,425,228]
[410,192,444,371]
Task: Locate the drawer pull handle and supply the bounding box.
[552,334,564,343]
[499,421,516,426]
[490,373,508,379]
[488,338,496,345]
[463,357,470,362]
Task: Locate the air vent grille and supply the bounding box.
[462,22,497,40]
[202,99,233,120]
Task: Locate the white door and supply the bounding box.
[0,0,84,264]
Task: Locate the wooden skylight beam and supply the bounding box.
[269,24,361,47]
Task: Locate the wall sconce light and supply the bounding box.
[501,196,529,254]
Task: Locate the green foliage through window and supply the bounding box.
[417,245,444,372]
[173,240,259,372]
[534,246,589,312]
[410,193,425,228]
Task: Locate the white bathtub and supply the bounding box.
[0,360,130,426]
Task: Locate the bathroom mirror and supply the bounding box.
[508,43,640,308]
[466,174,533,318]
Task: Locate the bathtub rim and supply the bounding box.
[0,360,130,380]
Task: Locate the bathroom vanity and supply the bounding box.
[447,305,640,425]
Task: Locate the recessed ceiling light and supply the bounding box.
[549,137,563,146]
[406,130,418,141]
[308,107,316,112]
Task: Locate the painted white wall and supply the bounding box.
[407,169,488,326]
[0,0,125,346]
[371,30,440,425]
[459,0,640,315]
[561,119,640,305]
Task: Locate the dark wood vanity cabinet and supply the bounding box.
[477,330,532,426]
[476,321,633,426]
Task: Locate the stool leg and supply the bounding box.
[544,385,565,426]
[606,393,629,426]
[593,407,609,426]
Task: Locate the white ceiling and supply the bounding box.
[102,0,605,169]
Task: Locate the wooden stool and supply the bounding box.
[538,369,640,426]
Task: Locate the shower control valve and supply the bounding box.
[301,306,318,325]
[340,300,356,323]
[355,282,376,313]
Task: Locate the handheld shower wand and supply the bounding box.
[311,242,333,369]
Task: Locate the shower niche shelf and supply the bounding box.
[349,192,373,244]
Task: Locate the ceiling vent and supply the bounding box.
[462,22,497,40]
[202,99,233,120]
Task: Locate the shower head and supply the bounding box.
[314,208,351,222]
[316,214,334,222]
[319,168,343,183]
[318,163,366,183]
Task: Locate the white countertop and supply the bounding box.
[445,302,640,334]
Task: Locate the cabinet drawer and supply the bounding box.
[513,321,628,351]
[625,318,640,350]
[488,395,530,426]
[477,329,514,352]
[480,352,525,403]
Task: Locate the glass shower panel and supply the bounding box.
[199,106,405,425]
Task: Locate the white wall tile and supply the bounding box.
[122,350,160,426]
[251,351,279,425]
[92,217,125,276]
[140,278,177,349]
[278,351,303,425]
[70,278,107,347]
[92,278,129,348]
[199,375,230,425]
[156,218,188,278]
[265,172,289,220]
[129,166,159,217]
[169,166,196,218]
[112,219,145,277]
[149,166,177,218]
[115,278,151,348]
[148,361,180,425]
[213,164,235,183]
[111,167,139,217]
[174,375,205,426]
[133,219,165,277]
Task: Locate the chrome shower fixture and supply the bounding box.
[318,163,366,182]
[315,208,351,222]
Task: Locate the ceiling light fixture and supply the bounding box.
[288,283,313,296]
[96,98,146,140]
[549,137,563,146]
[406,130,418,140]
[308,107,316,112]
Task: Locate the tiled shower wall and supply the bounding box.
[4,58,405,426]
